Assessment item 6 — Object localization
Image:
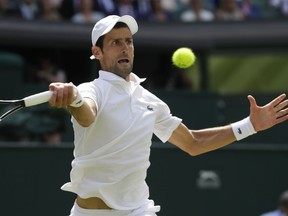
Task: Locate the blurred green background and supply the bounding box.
[188,52,288,94]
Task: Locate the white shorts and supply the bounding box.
[69,200,160,216]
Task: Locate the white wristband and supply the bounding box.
[69,92,84,107]
[231,117,257,141]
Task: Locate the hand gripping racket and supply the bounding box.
[0,91,52,121]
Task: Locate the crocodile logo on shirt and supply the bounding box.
[147,105,153,111]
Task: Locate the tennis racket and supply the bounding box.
[0,91,52,121]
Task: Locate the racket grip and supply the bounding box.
[23,91,53,107]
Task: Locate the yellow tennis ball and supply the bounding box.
[172,47,196,69]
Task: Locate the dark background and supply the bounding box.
[0,143,287,216]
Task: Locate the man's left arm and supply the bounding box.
[168,94,288,156]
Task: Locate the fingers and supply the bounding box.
[249,94,288,112]
[276,108,288,119]
[270,93,287,108]
[273,94,288,112]
[49,82,76,107]
[248,93,288,131]
[247,95,258,109]
[247,95,259,112]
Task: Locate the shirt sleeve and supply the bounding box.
[153,100,182,143]
[77,81,101,112]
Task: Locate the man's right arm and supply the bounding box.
[67,98,97,127]
[48,82,97,127]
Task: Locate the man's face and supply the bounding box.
[95,27,134,80]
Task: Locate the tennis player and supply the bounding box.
[48,15,288,216]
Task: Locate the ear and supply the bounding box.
[91,46,102,60]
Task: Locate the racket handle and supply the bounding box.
[23,91,53,107]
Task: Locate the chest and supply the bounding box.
[97,86,158,134]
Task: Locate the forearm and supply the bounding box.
[67,98,97,127]
[190,125,236,155]
[169,118,256,156]
[192,116,257,153]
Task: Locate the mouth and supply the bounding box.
[118,58,129,65]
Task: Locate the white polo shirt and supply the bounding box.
[61,70,182,210]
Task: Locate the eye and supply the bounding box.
[112,40,119,46]
[126,39,133,45]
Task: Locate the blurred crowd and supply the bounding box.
[0,0,287,23]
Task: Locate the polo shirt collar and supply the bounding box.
[99,70,146,84]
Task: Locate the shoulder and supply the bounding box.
[140,88,172,113]
[77,80,103,95]
[141,87,163,102]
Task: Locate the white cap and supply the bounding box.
[90,15,138,60]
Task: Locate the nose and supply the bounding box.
[121,42,129,53]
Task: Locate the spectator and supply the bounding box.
[31,107,67,145]
[115,0,150,20]
[161,0,188,13]
[71,0,105,23]
[150,53,194,90]
[49,0,63,9]
[38,0,62,21]
[0,0,7,17]
[0,105,67,145]
[60,0,116,20]
[166,68,194,90]
[270,0,288,17]
[0,107,32,142]
[216,0,245,21]
[1,0,21,17]
[41,130,63,145]
[260,190,288,216]
[115,0,138,18]
[28,55,67,85]
[96,0,116,15]
[138,0,153,18]
[237,0,262,19]
[17,0,39,20]
[59,0,87,20]
[149,0,174,22]
[180,0,215,22]
[208,0,221,10]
